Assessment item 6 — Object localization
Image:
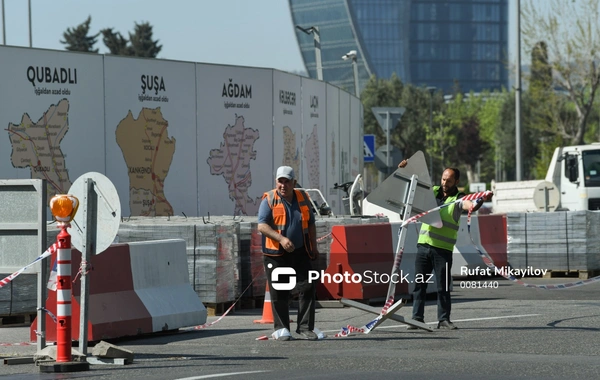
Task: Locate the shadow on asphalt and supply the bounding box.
[132,352,288,361]
[89,328,260,346]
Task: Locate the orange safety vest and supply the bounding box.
[261,189,314,257]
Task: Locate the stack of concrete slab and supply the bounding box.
[0,272,37,316]
[196,221,241,304]
[507,211,600,272]
[582,211,600,270]
[238,219,262,298]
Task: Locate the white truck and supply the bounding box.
[492,144,600,213]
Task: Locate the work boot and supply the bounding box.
[296,329,318,340]
[406,318,424,330]
[437,320,458,330]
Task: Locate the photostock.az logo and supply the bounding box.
[268,263,296,291]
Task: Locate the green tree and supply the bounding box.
[432,92,490,184]
[361,73,405,150]
[478,89,510,182]
[100,22,161,57]
[528,41,566,176]
[128,22,162,58]
[361,74,442,177]
[396,84,439,161]
[522,0,600,145]
[100,28,131,55]
[60,16,99,53]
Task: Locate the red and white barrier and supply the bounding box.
[31,239,206,342]
[55,227,73,362]
[317,223,400,300]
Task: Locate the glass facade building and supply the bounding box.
[289,0,509,95]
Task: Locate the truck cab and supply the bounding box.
[545,144,600,211]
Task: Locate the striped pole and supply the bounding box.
[55,226,72,363]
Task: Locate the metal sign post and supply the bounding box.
[68,172,121,356]
[79,179,97,355]
[372,107,405,176]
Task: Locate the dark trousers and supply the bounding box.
[263,249,316,332]
[412,243,453,322]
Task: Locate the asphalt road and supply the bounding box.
[1,276,599,380]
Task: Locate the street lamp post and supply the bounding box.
[342,50,359,97]
[296,25,323,81]
[1,0,5,45]
[28,0,32,47]
[515,0,522,180]
[342,50,366,185]
[427,86,436,182]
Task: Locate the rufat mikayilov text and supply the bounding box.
[460,266,548,277]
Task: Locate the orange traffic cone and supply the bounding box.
[254,283,274,324]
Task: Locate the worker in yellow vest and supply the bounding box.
[398,159,493,330]
[258,166,320,340]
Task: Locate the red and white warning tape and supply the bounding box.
[400,190,493,228]
[0,243,58,289]
[465,198,600,289]
[0,342,35,347]
[317,232,332,242]
[183,280,256,331]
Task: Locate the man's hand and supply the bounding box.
[397,159,408,168]
[280,237,295,252]
[483,191,494,202]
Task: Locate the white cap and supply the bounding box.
[276,166,295,180]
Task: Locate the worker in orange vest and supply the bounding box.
[258,166,319,341]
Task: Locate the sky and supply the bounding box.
[0,0,544,76]
[0,0,307,74]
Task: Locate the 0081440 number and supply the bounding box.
[459,281,499,289]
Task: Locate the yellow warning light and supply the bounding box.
[50,194,79,223]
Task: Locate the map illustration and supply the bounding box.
[304,124,320,190]
[7,98,72,198]
[207,115,261,215]
[116,107,175,216]
[282,126,300,180]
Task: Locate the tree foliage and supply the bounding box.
[433,93,491,184]
[361,74,441,166]
[527,41,568,176]
[101,22,162,58]
[101,28,131,55]
[62,18,162,58]
[522,0,600,145]
[128,22,162,58]
[361,74,500,184]
[60,16,99,53]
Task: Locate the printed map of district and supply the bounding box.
[207,115,261,216]
[116,107,175,216]
[7,98,72,198]
[304,124,320,189]
[282,126,300,180]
